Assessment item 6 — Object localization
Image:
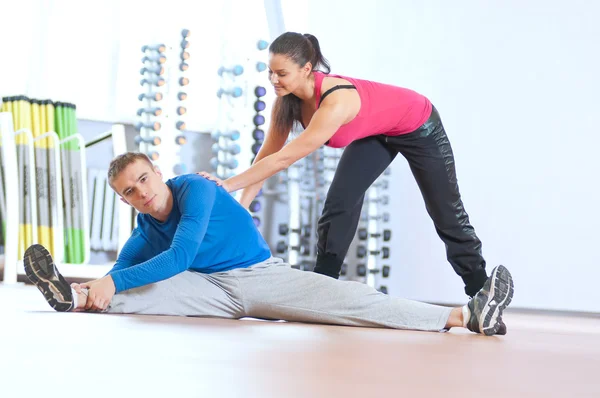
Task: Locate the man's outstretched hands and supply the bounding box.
[74,275,116,312]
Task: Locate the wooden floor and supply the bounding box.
[1,284,599,398]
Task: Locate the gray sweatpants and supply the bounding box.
[107,257,453,332]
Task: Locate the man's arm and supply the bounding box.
[109,179,217,293]
[105,227,149,275]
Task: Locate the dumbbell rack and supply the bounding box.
[137,29,191,179]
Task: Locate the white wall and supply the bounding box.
[284,0,600,311]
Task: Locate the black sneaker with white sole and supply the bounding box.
[23,244,74,312]
[466,265,514,336]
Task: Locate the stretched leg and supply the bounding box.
[231,257,513,335]
[24,244,245,318]
[315,137,397,278]
[386,107,488,297]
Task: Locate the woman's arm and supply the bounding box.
[223,101,350,193]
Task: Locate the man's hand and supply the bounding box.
[80,275,116,312]
[197,172,231,192]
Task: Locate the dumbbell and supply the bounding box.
[175,135,187,145]
[179,77,189,86]
[249,200,261,213]
[148,151,159,161]
[278,224,311,237]
[180,39,190,49]
[252,216,261,227]
[368,195,389,205]
[140,77,165,87]
[181,29,190,38]
[135,121,161,131]
[138,92,163,101]
[257,40,268,50]
[356,264,390,277]
[180,62,189,72]
[276,241,310,255]
[256,62,267,72]
[212,142,241,155]
[177,92,187,101]
[211,130,240,141]
[141,44,166,53]
[358,228,391,241]
[251,142,261,155]
[252,128,264,141]
[371,180,389,190]
[136,107,162,117]
[180,51,190,61]
[254,100,266,112]
[255,86,266,97]
[218,65,244,76]
[378,286,388,295]
[253,115,265,126]
[140,65,164,75]
[340,263,348,276]
[360,212,390,222]
[173,163,188,175]
[175,121,187,131]
[210,158,238,170]
[356,245,390,259]
[141,54,166,64]
[176,106,187,115]
[134,136,161,146]
[217,87,243,98]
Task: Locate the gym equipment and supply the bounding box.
[278,224,311,237]
[142,44,166,52]
[356,246,390,259]
[253,115,265,126]
[134,136,161,146]
[211,130,240,141]
[140,77,165,87]
[276,241,310,255]
[179,62,189,72]
[217,87,242,98]
[176,106,187,115]
[218,65,244,76]
[175,135,187,145]
[257,40,268,50]
[173,163,187,175]
[254,100,266,112]
[211,142,241,155]
[179,77,189,86]
[138,92,163,101]
[135,121,161,131]
[378,286,388,294]
[180,39,190,49]
[356,264,390,278]
[358,228,391,241]
[255,86,266,97]
[141,54,166,64]
[210,157,238,170]
[251,142,261,155]
[175,121,186,130]
[181,29,190,38]
[369,196,389,205]
[360,212,390,222]
[180,51,190,61]
[249,200,261,212]
[256,62,267,72]
[252,129,264,141]
[136,107,162,116]
[140,65,164,75]
[252,216,261,227]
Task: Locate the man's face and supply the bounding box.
[111,159,165,215]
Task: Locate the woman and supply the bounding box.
[201,31,489,298]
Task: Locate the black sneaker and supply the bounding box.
[466,265,514,336]
[23,244,73,312]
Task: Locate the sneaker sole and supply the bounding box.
[480,265,514,336]
[23,244,73,312]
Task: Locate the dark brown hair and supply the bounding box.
[269,32,330,135]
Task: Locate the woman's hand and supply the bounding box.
[197,172,231,192]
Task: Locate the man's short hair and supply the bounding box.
[107,152,153,185]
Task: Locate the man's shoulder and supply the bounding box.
[168,173,210,191]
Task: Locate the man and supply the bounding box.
[24,152,513,335]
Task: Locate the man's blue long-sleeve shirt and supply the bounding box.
[108,174,271,293]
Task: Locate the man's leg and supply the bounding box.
[385,107,488,297]
[230,257,513,335]
[24,244,245,318]
[315,137,397,278]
